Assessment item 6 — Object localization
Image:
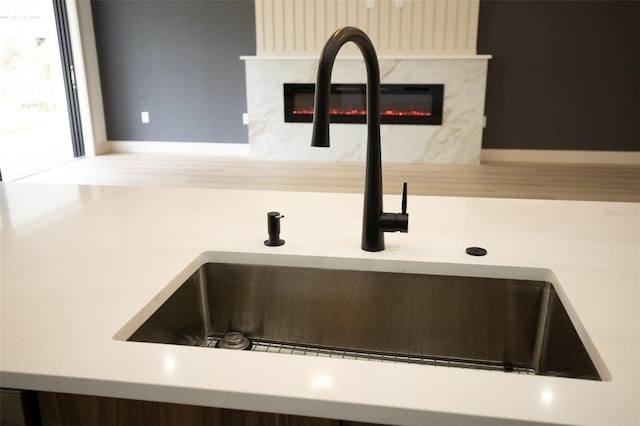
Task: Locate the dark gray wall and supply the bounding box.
[477,0,640,151]
[92,0,639,151]
[91,0,255,143]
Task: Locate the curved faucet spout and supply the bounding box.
[311,27,407,252]
[311,27,380,150]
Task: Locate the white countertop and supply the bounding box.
[1,183,638,425]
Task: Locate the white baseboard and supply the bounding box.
[103,141,250,157]
[481,149,640,165]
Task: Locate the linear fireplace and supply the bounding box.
[284,83,444,125]
[242,55,490,163]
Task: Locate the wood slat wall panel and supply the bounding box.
[304,0,316,50]
[433,0,447,51]
[422,0,436,51]
[466,0,480,53]
[456,1,470,51]
[400,1,413,51]
[409,0,422,50]
[255,0,265,52]
[444,1,456,50]
[314,1,326,51]
[284,1,295,50]
[255,0,479,55]
[273,0,285,51]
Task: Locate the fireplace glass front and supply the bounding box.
[284,83,443,125]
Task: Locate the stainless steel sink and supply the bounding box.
[126,259,601,380]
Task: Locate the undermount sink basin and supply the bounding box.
[124,255,601,380]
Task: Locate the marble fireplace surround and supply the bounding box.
[241,55,491,164]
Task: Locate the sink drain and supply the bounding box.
[215,332,253,350]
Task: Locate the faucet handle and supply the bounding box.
[379,183,409,233]
[401,182,408,214]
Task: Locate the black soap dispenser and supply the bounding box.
[264,211,285,246]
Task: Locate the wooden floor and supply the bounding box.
[17,152,640,202]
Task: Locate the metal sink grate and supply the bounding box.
[202,335,535,375]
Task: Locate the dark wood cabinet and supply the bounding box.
[37,392,383,426]
[1,389,42,426]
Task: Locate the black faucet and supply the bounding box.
[311,27,408,252]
